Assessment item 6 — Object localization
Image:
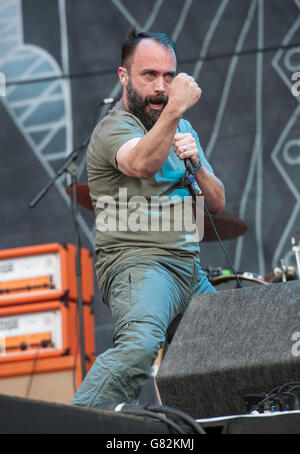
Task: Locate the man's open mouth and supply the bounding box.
[148,102,164,110]
[146,94,168,111]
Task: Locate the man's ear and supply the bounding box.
[118,67,128,85]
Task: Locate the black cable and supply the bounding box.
[72,299,83,393]
[285,384,300,399]
[25,349,40,398]
[250,382,300,413]
[116,406,186,434]
[277,382,300,393]
[281,391,299,411]
[203,201,242,288]
[250,394,274,413]
[183,167,242,288]
[289,392,300,410]
[277,383,300,410]
[145,404,206,434]
[249,384,284,413]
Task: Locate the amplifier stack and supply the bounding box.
[0,243,96,405]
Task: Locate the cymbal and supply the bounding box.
[66,184,93,211]
[203,210,247,241]
[66,184,247,241]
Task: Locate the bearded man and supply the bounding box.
[71,28,225,408]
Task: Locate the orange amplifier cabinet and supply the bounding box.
[0,243,94,306]
[0,300,96,389]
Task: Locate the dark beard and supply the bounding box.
[126,79,168,131]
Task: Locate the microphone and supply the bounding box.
[101,97,116,105]
[183,157,194,174]
[183,158,202,198]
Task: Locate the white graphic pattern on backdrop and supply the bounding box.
[0,0,93,245]
[0,0,299,277]
[270,0,300,270]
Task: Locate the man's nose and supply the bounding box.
[153,76,166,93]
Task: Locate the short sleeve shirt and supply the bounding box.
[87,100,214,289]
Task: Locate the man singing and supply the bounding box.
[71,28,225,408]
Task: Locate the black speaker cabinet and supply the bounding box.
[156,280,300,419]
[0,393,173,434]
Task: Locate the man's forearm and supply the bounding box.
[127,104,181,178]
[195,166,225,214]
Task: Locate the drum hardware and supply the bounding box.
[292,232,300,279]
[204,267,265,284]
[265,262,297,284]
[210,272,267,290]
[264,233,300,283]
[203,266,231,279]
[273,259,297,283]
[280,259,287,282]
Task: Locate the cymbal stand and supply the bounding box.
[65,160,86,379]
[28,133,91,381]
[292,233,300,279]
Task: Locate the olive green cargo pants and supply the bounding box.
[71,254,215,407]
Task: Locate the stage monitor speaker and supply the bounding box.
[0,394,174,434]
[156,280,300,419]
[221,412,300,434]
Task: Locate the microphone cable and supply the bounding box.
[182,159,242,289]
[98,402,207,434]
[144,404,207,434]
[96,402,186,434]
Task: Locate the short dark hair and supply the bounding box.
[121,27,176,71]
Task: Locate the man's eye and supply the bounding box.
[165,74,175,82]
[145,72,155,79]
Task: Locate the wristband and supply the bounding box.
[193,160,203,171]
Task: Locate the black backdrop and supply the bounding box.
[1,0,300,403]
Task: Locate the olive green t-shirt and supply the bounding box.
[87,100,214,290]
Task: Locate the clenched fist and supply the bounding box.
[168,73,202,116]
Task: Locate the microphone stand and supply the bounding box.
[292,233,300,279]
[28,133,92,381]
[28,97,117,382]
